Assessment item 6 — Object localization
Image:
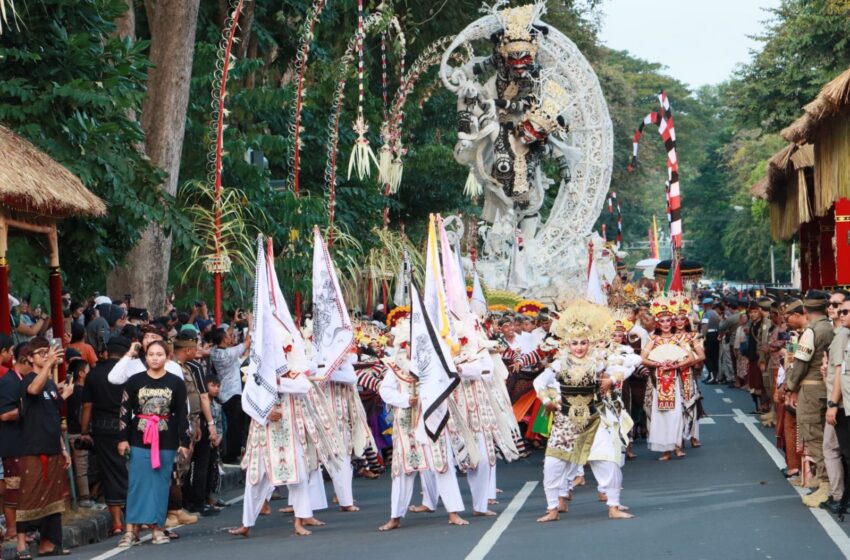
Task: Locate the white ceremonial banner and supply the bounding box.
[424,214,457,351]
[409,282,459,441]
[242,236,289,425]
[311,227,354,380]
[470,270,488,318]
[586,257,607,305]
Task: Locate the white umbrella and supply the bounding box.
[635,258,661,270]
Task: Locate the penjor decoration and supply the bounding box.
[439,0,613,299]
[347,0,378,180]
[628,90,683,250]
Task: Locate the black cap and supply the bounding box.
[106,335,131,355]
[127,307,149,321]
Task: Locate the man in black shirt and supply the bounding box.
[0,342,30,543]
[80,336,131,534]
[16,337,72,557]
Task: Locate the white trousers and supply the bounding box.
[543,457,623,510]
[420,444,465,513]
[466,433,492,513]
[390,472,418,519]
[488,463,498,501]
[285,441,317,520]
[241,457,275,528]
[330,455,354,508]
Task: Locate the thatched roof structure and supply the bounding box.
[781,67,850,144]
[756,143,815,241]
[0,124,106,219]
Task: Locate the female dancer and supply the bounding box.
[674,303,705,448]
[534,301,634,522]
[641,298,696,461]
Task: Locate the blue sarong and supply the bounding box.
[126,446,175,527]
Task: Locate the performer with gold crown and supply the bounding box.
[533,301,635,522]
[641,296,696,461]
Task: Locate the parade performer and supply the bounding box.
[534,300,635,522]
[673,301,706,448]
[230,238,343,538]
[309,227,376,512]
[377,316,468,531]
[641,297,693,461]
[607,317,643,460]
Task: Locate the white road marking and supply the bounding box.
[89,533,154,560]
[465,481,538,560]
[698,417,716,425]
[722,398,733,403]
[714,388,724,394]
[732,408,850,558]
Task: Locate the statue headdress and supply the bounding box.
[493,2,547,57]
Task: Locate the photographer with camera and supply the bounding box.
[210,308,252,465]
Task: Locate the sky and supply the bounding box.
[598,0,782,88]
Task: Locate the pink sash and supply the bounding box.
[138,414,167,469]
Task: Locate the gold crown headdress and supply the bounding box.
[650,294,681,318]
[494,2,547,57]
[525,73,570,135]
[552,300,614,343]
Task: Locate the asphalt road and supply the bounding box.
[69,384,850,560]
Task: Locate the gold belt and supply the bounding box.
[800,380,824,386]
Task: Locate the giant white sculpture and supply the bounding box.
[440,1,613,300]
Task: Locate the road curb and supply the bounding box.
[1,466,243,559]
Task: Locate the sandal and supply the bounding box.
[151,530,171,545]
[162,529,180,540]
[110,525,124,537]
[16,551,33,560]
[117,532,139,548]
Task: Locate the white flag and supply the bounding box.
[508,229,529,290]
[311,227,354,380]
[424,214,456,352]
[470,270,488,318]
[242,237,289,425]
[586,257,607,305]
[410,282,459,441]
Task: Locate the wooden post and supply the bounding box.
[46,223,66,382]
[0,214,9,335]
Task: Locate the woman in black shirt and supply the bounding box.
[118,340,189,546]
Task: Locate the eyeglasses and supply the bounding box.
[830,302,843,308]
[30,349,49,357]
[839,309,850,317]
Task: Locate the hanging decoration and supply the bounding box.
[628,90,683,251]
[204,0,246,325]
[347,0,378,180]
[288,0,328,196]
[378,32,394,183]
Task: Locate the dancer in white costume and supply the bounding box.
[230,337,343,537]
[534,301,635,522]
[378,321,468,531]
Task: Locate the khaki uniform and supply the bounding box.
[786,316,834,484]
[759,316,773,400]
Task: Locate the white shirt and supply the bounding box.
[211,343,246,403]
[629,324,650,349]
[107,356,184,385]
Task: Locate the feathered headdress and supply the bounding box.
[492,2,547,57]
[552,300,614,343]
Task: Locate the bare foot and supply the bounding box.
[278,506,294,514]
[260,502,271,516]
[359,468,380,479]
[608,506,634,519]
[496,488,503,494]
[473,510,497,517]
[378,518,401,532]
[293,521,312,537]
[566,490,572,501]
[674,448,687,458]
[448,513,469,526]
[488,499,499,505]
[598,492,607,502]
[537,509,560,523]
[228,526,250,538]
[658,452,672,462]
[557,497,569,513]
[408,505,434,514]
[573,476,586,486]
[626,445,637,459]
[332,495,338,504]
[690,438,701,448]
[339,505,360,512]
[303,517,325,527]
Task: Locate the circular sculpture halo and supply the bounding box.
[440,2,613,299]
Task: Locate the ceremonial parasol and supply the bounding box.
[653,259,704,282]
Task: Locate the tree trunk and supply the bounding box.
[107,0,200,316]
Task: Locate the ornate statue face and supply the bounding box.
[519,119,547,145]
[506,51,535,78]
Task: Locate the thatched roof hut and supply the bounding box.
[754,143,814,241]
[778,67,850,220]
[0,124,106,219]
